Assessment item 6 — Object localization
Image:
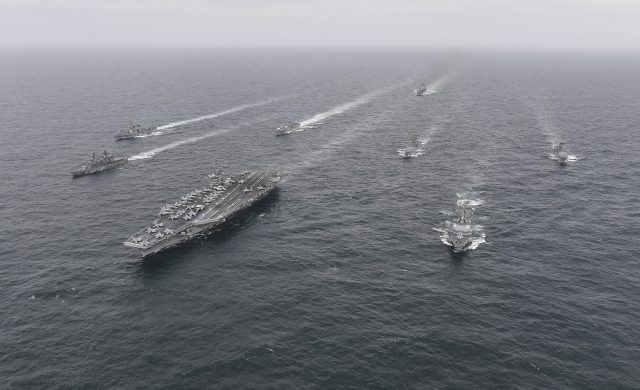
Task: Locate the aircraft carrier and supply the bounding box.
[124,161,281,257]
[71,151,128,177]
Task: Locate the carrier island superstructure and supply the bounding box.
[124,161,281,257]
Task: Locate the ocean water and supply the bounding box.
[1,49,639,389]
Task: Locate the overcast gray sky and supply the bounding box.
[1,0,639,50]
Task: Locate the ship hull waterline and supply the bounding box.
[114,131,156,140]
[124,188,275,258]
[448,222,472,252]
[71,159,128,177]
[123,172,279,257]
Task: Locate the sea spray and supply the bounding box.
[157,97,283,131]
[130,115,276,160]
[298,81,412,129]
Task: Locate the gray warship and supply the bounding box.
[275,120,300,136]
[415,83,427,96]
[115,120,158,140]
[123,160,281,257]
[400,136,421,158]
[71,151,128,177]
[448,204,474,252]
[553,142,569,163]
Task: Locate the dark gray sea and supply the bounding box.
[1,49,639,389]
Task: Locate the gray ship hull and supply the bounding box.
[114,130,156,140]
[553,142,569,163]
[401,146,417,158]
[115,125,158,140]
[71,158,128,177]
[275,122,300,136]
[448,223,472,252]
[555,151,569,163]
[446,205,474,252]
[124,171,280,257]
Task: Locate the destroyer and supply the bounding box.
[275,120,300,136]
[415,83,427,96]
[124,160,281,257]
[400,136,421,158]
[115,120,158,140]
[553,142,569,163]
[448,204,473,252]
[71,151,127,177]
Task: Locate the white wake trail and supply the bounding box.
[299,95,372,128]
[157,99,277,130]
[419,125,440,146]
[298,81,411,128]
[130,116,272,160]
[529,99,564,148]
[130,131,232,160]
[426,76,449,93]
[538,113,560,147]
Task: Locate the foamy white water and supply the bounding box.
[433,227,453,247]
[531,103,564,147]
[298,81,410,128]
[129,130,232,160]
[397,147,424,158]
[298,96,371,128]
[548,153,581,163]
[434,221,485,252]
[416,125,439,148]
[426,76,449,94]
[157,99,277,130]
[467,227,487,250]
[432,191,487,252]
[130,116,272,160]
[456,192,484,207]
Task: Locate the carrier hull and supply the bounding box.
[124,170,280,257]
[448,224,472,252]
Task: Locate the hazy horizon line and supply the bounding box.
[1,45,639,54]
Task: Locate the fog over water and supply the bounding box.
[1,0,640,50]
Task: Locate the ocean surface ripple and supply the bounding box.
[1,50,639,389]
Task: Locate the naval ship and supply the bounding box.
[115,120,158,140]
[448,204,474,252]
[400,136,421,158]
[553,142,569,163]
[415,83,427,96]
[71,151,128,177]
[275,120,301,136]
[124,161,281,257]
